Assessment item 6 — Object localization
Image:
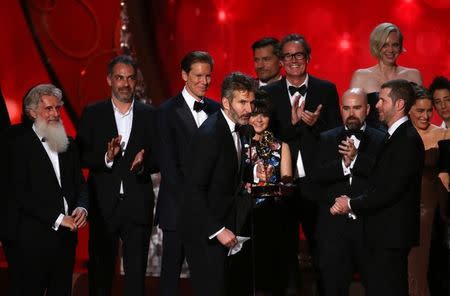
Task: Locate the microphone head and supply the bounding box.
[238,124,255,138]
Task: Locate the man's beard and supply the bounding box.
[35,117,69,153]
[345,116,363,130]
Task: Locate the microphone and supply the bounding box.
[237,124,255,144]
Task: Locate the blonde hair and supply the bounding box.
[369,22,404,59]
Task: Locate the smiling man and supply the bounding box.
[262,33,341,294]
[429,76,450,129]
[331,79,424,296]
[155,51,220,296]
[179,72,255,296]
[6,84,88,295]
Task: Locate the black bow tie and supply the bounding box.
[288,85,307,96]
[193,101,206,112]
[343,129,364,140]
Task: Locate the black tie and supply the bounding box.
[288,85,307,96]
[343,129,364,140]
[193,101,205,112]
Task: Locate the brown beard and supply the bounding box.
[345,116,362,130]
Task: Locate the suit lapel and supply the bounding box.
[124,101,140,159]
[305,75,319,111]
[218,112,239,173]
[106,100,120,140]
[279,78,293,120]
[203,98,217,116]
[175,94,197,136]
[29,131,63,191]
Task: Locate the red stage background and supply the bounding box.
[0,0,449,267]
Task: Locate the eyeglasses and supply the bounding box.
[282,51,306,61]
[434,96,450,108]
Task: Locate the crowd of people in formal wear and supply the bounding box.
[0,22,449,296]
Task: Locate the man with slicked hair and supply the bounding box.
[155,51,220,296]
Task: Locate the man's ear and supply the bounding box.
[181,70,188,82]
[366,104,370,116]
[107,75,112,87]
[396,99,405,111]
[222,97,230,111]
[29,109,37,120]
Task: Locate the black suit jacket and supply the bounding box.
[155,93,220,231]
[350,120,424,248]
[178,111,241,240]
[313,125,386,241]
[0,124,27,242]
[262,76,341,184]
[9,127,88,245]
[76,99,157,227]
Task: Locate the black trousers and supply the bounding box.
[17,232,76,296]
[365,247,410,296]
[88,215,151,296]
[183,235,228,296]
[317,220,368,296]
[3,240,20,296]
[159,230,185,296]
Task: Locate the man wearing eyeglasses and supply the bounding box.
[429,76,450,129]
[262,33,341,295]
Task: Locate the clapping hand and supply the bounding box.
[291,97,305,125]
[301,104,322,126]
[130,149,145,172]
[106,135,122,162]
[338,137,357,167]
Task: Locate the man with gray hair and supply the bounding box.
[313,88,386,296]
[5,83,88,295]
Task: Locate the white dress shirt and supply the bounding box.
[286,75,309,178]
[105,99,134,194]
[182,87,208,127]
[32,125,68,231]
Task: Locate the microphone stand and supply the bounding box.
[238,124,256,296]
[248,135,256,296]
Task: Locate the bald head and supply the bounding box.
[341,88,370,130]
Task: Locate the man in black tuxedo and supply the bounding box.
[314,88,386,296]
[77,55,157,296]
[155,51,220,296]
[262,33,341,293]
[331,79,424,296]
[7,84,88,295]
[178,72,256,296]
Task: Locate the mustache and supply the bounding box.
[345,116,360,122]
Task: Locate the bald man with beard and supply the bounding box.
[313,89,386,296]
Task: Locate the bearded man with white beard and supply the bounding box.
[2,84,88,296]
